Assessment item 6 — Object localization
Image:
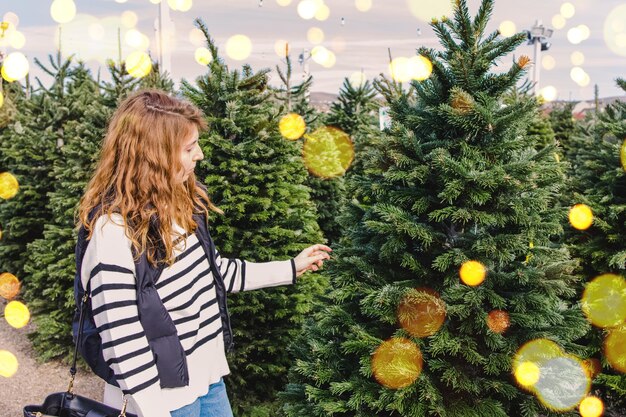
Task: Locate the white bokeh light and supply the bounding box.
[542,55,556,70]
[297,0,317,20]
[498,20,516,37]
[560,2,575,19]
[552,14,566,30]
[570,51,585,66]
[539,86,558,102]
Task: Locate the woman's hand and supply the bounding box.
[294,244,332,277]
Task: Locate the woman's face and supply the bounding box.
[177,126,203,183]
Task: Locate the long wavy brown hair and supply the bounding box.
[76,89,222,267]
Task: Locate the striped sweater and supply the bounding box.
[81,214,296,417]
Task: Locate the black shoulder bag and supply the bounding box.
[23,291,137,417]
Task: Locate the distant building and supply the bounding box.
[309,92,338,112]
[543,96,626,120]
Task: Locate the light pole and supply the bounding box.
[298,49,311,100]
[525,20,553,96]
[155,1,172,75]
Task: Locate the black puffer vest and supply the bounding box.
[73,208,234,390]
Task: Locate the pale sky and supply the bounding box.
[1,0,626,101]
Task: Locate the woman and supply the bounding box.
[75,89,331,417]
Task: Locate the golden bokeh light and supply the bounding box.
[408,55,432,81]
[621,139,626,171]
[582,358,601,380]
[321,50,336,68]
[498,20,516,37]
[389,57,411,83]
[581,273,626,328]
[513,338,560,390]
[0,172,19,199]
[578,25,591,41]
[279,113,306,140]
[515,361,540,387]
[371,337,423,389]
[276,0,292,6]
[121,10,138,28]
[1,52,29,82]
[50,0,77,24]
[515,339,562,367]
[311,45,335,68]
[150,0,161,3]
[397,288,446,338]
[0,273,21,300]
[4,300,30,329]
[0,91,4,109]
[1,66,15,83]
[541,55,555,70]
[124,29,143,49]
[168,0,193,12]
[569,203,593,230]
[355,0,372,12]
[407,0,452,22]
[9,31,25,49]
[307,27,324,44]
[125,51,152,78]
[303,126,354,178]
[389,56,432,83]
[88,22,105,41]
[513,338,591,409]
[604,5,626,57]
[274,39,289,58]
[349,71,367,87]
[604,326,626,373]
[567,27,585,45]
[560,2,575,19]
[459,260,486,287]
[3,12,19,28]
[0,350,18,378]
[297,0,317,20]
[189,28,205,47]
[552,14,566,30]
[486,309,510,334]
[579,396,604,417]
[571,51,585,66]
[194,47,212,66]
[56,15,126,64]
[539,85,558,101]
[314,4,330,21]
[225,34,252,61]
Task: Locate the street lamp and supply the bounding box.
[298,48,311,80]
[525,19,553,96]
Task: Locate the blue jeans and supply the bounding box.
[170,379,234,417]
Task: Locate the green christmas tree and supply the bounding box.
[101,58,174,107]
[21,57,112,360]
[549,101,577,159]
[281,1,589,416]
[182,20,326,415]
[0,80,26,130]
[273,53,347,246]
[564,78,626,415]
[274,51,319,127]
[0,54,70,294]
[324,77,379,182]
[527,111,556,151]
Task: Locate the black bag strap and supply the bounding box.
[68,290,129,417]
[69,291,89,391]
